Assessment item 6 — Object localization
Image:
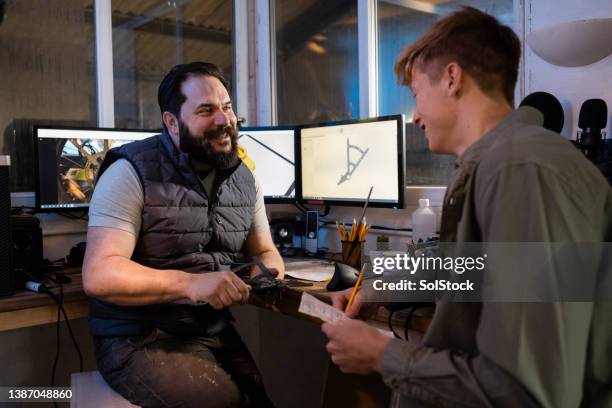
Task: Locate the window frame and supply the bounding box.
[89,0,525,208]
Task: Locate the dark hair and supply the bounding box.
[157,62,231,130]
[394,7,521,105]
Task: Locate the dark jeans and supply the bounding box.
[93,325,274,408]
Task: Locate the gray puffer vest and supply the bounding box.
[88,132,256,337]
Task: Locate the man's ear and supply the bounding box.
[162,112,180,136]
[444,62,463,98]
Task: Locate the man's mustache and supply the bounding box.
[203,126,237,140]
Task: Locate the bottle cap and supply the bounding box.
[419,198,430,208]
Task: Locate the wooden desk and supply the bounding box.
[0,266,432,341]
[253,279,433,335]
[0,268,432,333]
[0,267,432,407]
[254,279,433,408]
[0,267,89,332]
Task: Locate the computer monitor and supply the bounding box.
[296,115,405,208]
[238,126,296,203]
[34,126,159,211]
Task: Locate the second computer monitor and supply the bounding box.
[34,126,159,211]
[238,126,296,203]
[296,115,405,208]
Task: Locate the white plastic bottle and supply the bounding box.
[411,198,436,242]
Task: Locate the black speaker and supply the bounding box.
[11,214,43,278]
[271,220,294,257]
[305,211,318,254]
[0,156,13,296]
[272,221,294,246]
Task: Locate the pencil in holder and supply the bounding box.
[341,240,365,269]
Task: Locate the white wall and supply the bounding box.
[524,0,612,139]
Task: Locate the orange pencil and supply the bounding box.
[336,221,349,241]
[349,218,358,241]
[358,223,367,241]
[345,265,365,313]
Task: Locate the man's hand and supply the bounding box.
[330,287,381,319]
[244,230,285,279]
[322,319,392,374]
[186,272,250,309]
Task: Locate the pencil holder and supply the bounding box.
[341,240,365,269]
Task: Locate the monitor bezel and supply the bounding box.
[238,125,297,204]
[295,115,405,209]
[33,125,160,213]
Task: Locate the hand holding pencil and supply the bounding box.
[329,268,380,320]
[346,264,365,312]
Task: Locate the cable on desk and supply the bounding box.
[294,203,331,220]
[26,273,84,407]
[51,293,61,408]
[50,284,62,401]
[47,284,81,407]
[44,279,83,374]
[293,202,310,214]
[387,307,420,341]
[404,307,417,342]
[388,310,402,339]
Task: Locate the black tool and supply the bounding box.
[233,257,289,304]
[326,263,360,292]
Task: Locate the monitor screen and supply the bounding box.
[238,126,296,203]
[34,126,159,211]
[296,115,405,208]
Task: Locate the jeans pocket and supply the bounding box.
[131,328,160,347]
[96,336,143,375]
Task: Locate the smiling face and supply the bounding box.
[169,74,240,169]
[410,66,459,155]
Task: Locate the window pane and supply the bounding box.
[275,0,358,125]
[112,0,233,130]
[0,0,96,192]
[377,0,514,186]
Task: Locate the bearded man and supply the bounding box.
[83,62,282,408]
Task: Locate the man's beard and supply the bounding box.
[179,121,240,170]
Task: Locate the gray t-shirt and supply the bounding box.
[89,158,270,236]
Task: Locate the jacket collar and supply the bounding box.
[455,106,544,169]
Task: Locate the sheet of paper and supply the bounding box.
[298,292,348,324]
[298,293,395,338]
[285,261,335,282]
